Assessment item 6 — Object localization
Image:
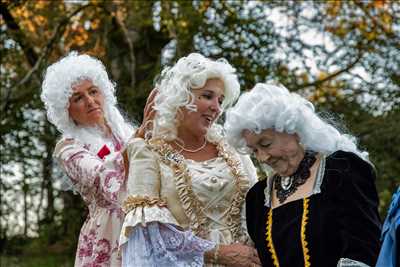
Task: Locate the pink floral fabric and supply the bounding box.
[55,137,127,267]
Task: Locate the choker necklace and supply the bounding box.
[173,138,207,153]
[274,150,317,204]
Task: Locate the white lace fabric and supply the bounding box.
[337,258,371,267]
[120,205,178,245]
[122,222,215,267]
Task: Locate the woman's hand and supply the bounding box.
[135,89,157,139]
[218,243,261,267]
[122,149,129,176]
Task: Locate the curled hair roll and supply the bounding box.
[152,53,240,141]
[224,83,370,163]
[41,51,134,153]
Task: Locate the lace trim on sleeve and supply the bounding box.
[122,222,215,267]
[120,205,179,246]
[337,258,370,267]
[123,195,167,213]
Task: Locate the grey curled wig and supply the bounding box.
[224,83,370,163]
[41,52,134,151]
[152,53,240,141]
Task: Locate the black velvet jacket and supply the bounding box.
[246,151,381,267]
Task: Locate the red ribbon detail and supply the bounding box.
[97,145,111,159]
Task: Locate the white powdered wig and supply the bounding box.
[224,83,370,163]
[41,52,134,152]
[152,53,240,142]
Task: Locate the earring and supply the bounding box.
[299,141,306,151]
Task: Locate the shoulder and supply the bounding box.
[246,179,267,203]
[325,150,375,180]
[126,137,159,161]
[327,150,372,170]
[54,138,85,157]
[221,141,256,170]
[126,137,147,149]
[324,150,377,197]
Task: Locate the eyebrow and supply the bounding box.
[71,86,98,97]
[203,89,225,98]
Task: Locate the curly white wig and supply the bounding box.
[152,53,240,141]
[224,83,370,162]
[41,52,134,152]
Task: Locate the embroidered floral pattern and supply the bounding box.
[79,230,96,259]
[55,137,126,267]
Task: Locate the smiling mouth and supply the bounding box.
[88,108,101,114]
[203,115,214,124]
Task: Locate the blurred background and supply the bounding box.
[1,0,399,266]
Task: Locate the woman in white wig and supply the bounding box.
[224,83,381,267]
[120,53,261,266]
[41,52,136,267]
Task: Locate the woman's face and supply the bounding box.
[178,78,225,137]
[68,79,106,127]
[243,129,304,177]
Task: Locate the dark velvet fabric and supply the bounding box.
[246,151,382,267]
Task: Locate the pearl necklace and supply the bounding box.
[173,138,207,153]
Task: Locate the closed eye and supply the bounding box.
[259,142,271,148]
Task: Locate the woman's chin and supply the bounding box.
[196,126,209,137]
[275,167,293,177]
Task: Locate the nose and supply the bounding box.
[209,98,221,113]
[85,95,95,107]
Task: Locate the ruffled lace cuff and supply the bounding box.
[122,222,215,267]
[120,196,179,245]
[337,258,370,267]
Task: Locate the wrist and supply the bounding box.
[205,244,222,264]
[213,244,220,263]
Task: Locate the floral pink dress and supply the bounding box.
[55,136,127,267]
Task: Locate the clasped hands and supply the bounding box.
[210,243,261,267]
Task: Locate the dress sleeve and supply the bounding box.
[239,154,258,187]
[332,151,381,266]
[120,138,179,245]
[245,180,266,243]
[54,139,125,204]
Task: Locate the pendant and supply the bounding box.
[165,151,183,164]
[281,176,293,191]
